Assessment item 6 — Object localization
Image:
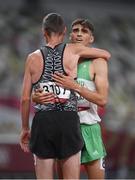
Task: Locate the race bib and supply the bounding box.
[40,82,71,99]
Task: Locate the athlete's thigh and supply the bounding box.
[85,158,105,179]
[60,152,81,179]
[34,155,55,179]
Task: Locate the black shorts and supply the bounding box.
[29,111,84,159]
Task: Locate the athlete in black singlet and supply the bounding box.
[20,13,110,179]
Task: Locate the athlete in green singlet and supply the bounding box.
[33,19,109,179]
[77,59,106,162]
[53,19,109,179]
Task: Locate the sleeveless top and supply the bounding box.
[77,60,101,124]
[33,43,77,111]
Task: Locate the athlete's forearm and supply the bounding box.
[79,47,111,61]
[74,83,107,107]
[20,98,31,130]
[91,48,111,61]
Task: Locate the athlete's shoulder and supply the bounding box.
[26,49,41,62]
[93,58,108,75]
[66,43,85,54]
[93,58,108,66]
[28,49,41,59]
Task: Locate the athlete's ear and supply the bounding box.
[90,35,94,43]
[63,26,67,36]
[43,30,50,43]
[69,33,72,41]
[42,28,47,37]
[44,31,48,37]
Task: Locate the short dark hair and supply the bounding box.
[42,13,65,36]
[71,18,94,34]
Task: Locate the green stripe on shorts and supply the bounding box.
[80,123,106,164]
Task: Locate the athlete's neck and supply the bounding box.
[45,35,64,48]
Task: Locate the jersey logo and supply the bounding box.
[100,157,105,170]
[76,80,89,107]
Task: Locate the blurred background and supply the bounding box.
[0,0,135,179]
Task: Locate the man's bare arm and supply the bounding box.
[20,55,32,153]
[52,58,109,107]
[75,44,111,61]
[75,58,109,106]
[20,55,32,130]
